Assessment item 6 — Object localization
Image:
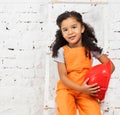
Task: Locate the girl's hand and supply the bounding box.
[80,78,100,96]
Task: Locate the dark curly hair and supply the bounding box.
[51,11,102,58]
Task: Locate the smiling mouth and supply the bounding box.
[69,36,76,40]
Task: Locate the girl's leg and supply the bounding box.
[56,89,76,115]
[76,93,102,115]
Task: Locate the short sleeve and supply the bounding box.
[54,47,65,63]
[92,51,102,59]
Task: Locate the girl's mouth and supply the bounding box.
[69,36,76,40]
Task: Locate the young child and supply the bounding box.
[51,11,115,115]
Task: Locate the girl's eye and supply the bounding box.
[62,29,67,32]
[72,26,77,29]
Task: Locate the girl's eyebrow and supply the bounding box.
[71,24,77,26]
[61,27,67,30]
[61,23,77,29]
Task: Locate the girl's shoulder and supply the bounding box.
[53,47,64,63]
[92,51,102,59]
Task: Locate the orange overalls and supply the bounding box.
[56,46,102,115]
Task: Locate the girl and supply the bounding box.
[51,11,115,115]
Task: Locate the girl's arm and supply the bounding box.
[57,62,100,96]
[97,54,115,73]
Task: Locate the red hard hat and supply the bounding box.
[85,60,111,101]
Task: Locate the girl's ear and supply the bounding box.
[82,25,85,33]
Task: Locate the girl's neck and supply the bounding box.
[67,43,82,48]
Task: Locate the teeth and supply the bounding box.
[70,36,74,38]
[70,36,75,39]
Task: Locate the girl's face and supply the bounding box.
[61,17,84,48]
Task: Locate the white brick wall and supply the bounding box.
[0,1,48,115]
[0,0,119,115]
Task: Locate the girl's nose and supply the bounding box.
[68,29,73,34]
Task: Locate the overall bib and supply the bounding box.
[56,46,102,115]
